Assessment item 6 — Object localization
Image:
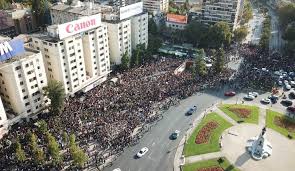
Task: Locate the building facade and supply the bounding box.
[131,13,148,49]
[142,0,169,14]
[30,14,111,95]
[0,43,48,118]
[49,1,148,65]
[200,0,242,29]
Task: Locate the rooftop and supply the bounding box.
[166,13,188,24]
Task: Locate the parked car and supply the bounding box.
[281,100,293,107]
[186,106,197,115]
[244,94,255,100]
[289,92,295,99]
[249,92,259,97]
[171,130,180,140]
[136,147,149,158]
[287,106,295,113]
[285,84,291,90]
[261,98,271,104]
[224,91,236,96]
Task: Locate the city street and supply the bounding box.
[105,89,227,171]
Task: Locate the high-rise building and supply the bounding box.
[49,1,148,65]
[30,14,111,95]
[200,0,242,29]
[0,37,48,119]
[142,0,169,14]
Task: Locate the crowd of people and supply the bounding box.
[0,56,235,170]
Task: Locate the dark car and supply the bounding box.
[289,92,295,99]
[224,91,236,96]
[281,100,293,107]
[186,106,197,115]
[287,106,295,113]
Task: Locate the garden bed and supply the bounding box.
[266,109,295,138]
[184,113,232,156]
[219,104,259,124]
[195,121,219,144]
[198,166,224,171]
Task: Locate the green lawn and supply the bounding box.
[184,113,233,157]
[219,104,259,124]
[183,157,240,171]
[266,109,295,138]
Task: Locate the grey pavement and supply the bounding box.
[185,151,224,164]
[215,108,238,126]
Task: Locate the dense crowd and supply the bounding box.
[0,56,234,170]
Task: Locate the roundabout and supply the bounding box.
[180,103,295,171]
[222,124,295,171]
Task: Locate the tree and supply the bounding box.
[148,19,158,35]
[37,120,48,133]
[62,131,69,146]
[233,26,248,43]
[207,22,232,48]
[29,132,38,153]
[46,132,62,165]
[43,80,65,116]
[120,52,130,70]
[278,4,295,28]
[185,21,207,46]
[35,148,45,165]
[15,141,26,162]
[148,35,162,54]
[213,49,225,73]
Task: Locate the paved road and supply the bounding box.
[105,88,229,171]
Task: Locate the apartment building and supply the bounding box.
[131,13,148,49]
[142,0,169,14]
[49,1,148,65]
[200,0,242,29]
[0,38,48,118]
[30,14,110,95]
[106,20,132,65]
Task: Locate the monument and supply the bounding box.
[246,127,272,160]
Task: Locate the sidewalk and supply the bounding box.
[186,152,224,164]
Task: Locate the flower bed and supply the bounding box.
[195,121,219,144]
[274,116,295,132]
[227,107,251,118]
[197,166,224,171]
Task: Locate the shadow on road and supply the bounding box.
[234,150,251,167]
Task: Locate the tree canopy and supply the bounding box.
[43,80,65,116]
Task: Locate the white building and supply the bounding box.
[131,13,148,49]
[142,0,169,14]
[0,96,7,138]
[106,20,132,65]
[30,14,111,95]
[0,39,48,119]
[49,1,148,65]
[201,0,242,29]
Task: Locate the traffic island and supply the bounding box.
[219,104,259,124]
[184,113,233,156]
[182,157,240,171]
[266,109,295,138]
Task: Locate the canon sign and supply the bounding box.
[58,14,101,39]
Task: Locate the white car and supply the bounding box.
[261,98,271,104]
[244,94,255,100]
[249,92,259,97]
[136,147,149,158]
[285,84,291,90]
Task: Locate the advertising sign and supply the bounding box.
[0,39,25,62]
[120,2,143,20]
[58,14,101,39]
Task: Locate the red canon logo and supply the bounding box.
[65,19,96,33]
